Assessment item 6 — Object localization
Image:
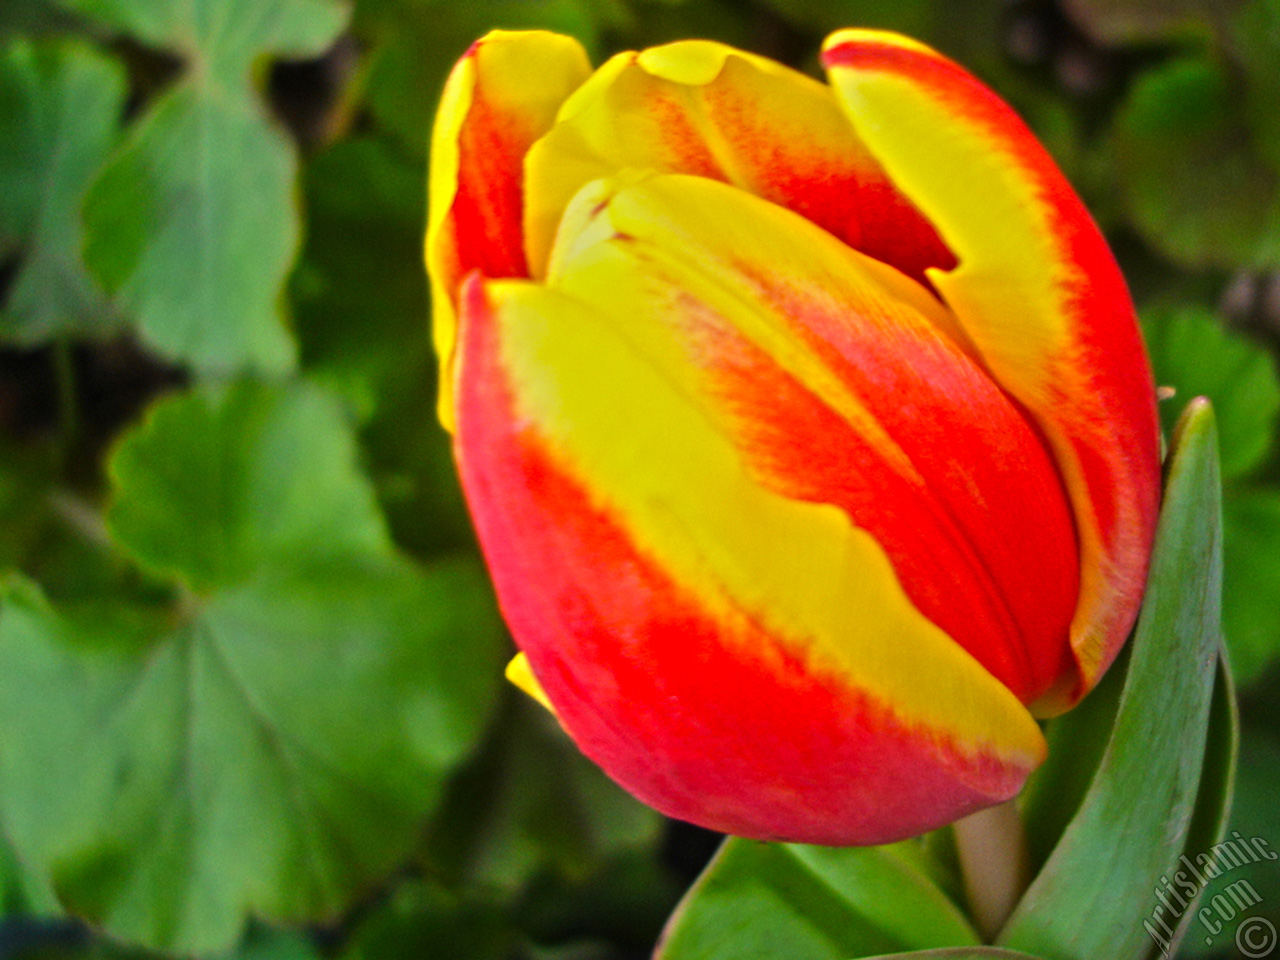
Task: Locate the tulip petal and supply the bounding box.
[451,176,1053,844]
[427,30,590,429]
[522,39,954,288]
[552,174,1080,705]
[823,30,1161,710]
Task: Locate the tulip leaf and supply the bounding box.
[0,380,506,954]
[68,0,349,373]
[1165,662,1240,956]
[1176,725,1280,958]
[998,399,1229,960]
[655,838,978,960]
[0,38,123,341]
[1222,486,1280,683]
[1142,306,1280,480]
[1114,56,1280,270]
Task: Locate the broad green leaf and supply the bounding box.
[1114,57,1280,270]
[1222,487,1280,683]
[0,560,503,954]
[999,400,1227,960]
[862,951,1048,960]
[1142,306,1280,479]
[54,0,346,83]
[83,84,299,374]
[423,696,663,894]
[655,838,978,960]
[0,380,506,954]
[66,0,350,373]
[105,379,388,591]
[0,825,60,919]
[0,39,123,341]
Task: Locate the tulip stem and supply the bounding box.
[952,798,1030,941]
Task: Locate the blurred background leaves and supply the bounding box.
[2,0,1280,958]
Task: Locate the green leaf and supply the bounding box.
[861,951,1048,960]
[0,380,506,954]
[423,696,664,894]
[1177,725,1280,957]
[998,399,1227,960]
[0,39,124,341]
[1142,306,1280,479]
[1223,486,1280,683]
[54,0,347,83]
[0,824,60,919]
[1115,56,1280,270]
[68,0,350,372]
[82,84,299,373]
[1165,662,1240,956]
[105,379,388,592]
[655,839,978,960]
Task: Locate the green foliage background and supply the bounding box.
[1,1,1279,959]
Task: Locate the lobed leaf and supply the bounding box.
[0,39,123,341]
[0,381,506,954]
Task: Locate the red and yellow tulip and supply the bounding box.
[427,28,1161,845]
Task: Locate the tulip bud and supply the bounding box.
[426,29,1160,845]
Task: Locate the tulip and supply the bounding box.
[426,28,1161,845]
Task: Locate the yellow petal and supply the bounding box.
[427,30,590,430]
[823,29,1161,710]
[477,176,1049,771]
